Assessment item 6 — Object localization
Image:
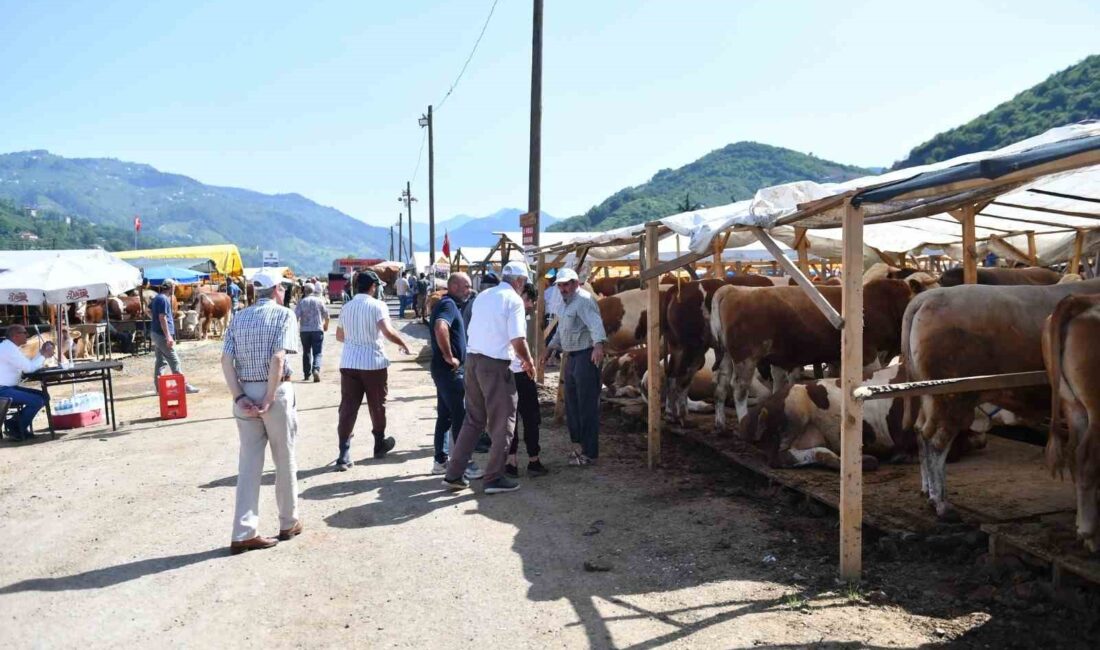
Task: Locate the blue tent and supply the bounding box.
[143,265,208,285]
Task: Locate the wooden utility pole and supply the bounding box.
[406,181,415,266]
[528,0,543,245]
[389,226,395,260]
[398,213,405,262]
[422,105,436,266]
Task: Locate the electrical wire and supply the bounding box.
[410,129,427,183]
[436,0,500,111]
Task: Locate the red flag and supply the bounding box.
[442,230,451,257]
[134,216,142,232]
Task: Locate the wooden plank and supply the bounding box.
[1026,231,1038,265]
[855,370,1048,401]
[1069,229,1085,275]
[990,200,1100,221]
[989,234,1036,266]
[645,222,662,469]
[751,227,843,330]
[840,201,864,582]
[640,248,711,282]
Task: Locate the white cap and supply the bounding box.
[555,268,579,283]
[252,270,283,290]
[502,261,529,277]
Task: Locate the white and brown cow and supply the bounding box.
[710,275,936,434]
[1043,293,1100,552]
[191,292,233,339]
[902,278,1100,520]
[597,286,670,353]
[740,365,987,472]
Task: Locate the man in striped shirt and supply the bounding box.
[335,270,412,471]
[221,269,302,555]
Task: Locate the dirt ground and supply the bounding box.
[1,309,1098,649]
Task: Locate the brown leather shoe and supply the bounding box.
[229,535,278,555]
[278,520,303,541]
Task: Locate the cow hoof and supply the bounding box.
[861,456,879,472]
[934,503,961,523]
[1082,534,1099,554]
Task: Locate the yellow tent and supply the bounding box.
[117,244,245,277]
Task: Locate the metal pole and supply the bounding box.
[428,105,436,268]
[528,0,543,248]
[389,226,395,261]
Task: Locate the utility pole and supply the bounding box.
[399,184,417,269]
[529,0,543,247]
[420,106,436,266]
[398,212,405,263]
[389,225,394,260]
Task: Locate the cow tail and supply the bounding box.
[1044,295,1086,479]
[900,300,918,433]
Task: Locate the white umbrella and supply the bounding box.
[0,250,142,305]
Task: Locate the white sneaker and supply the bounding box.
[464,460,485,481]
[431,460,448,475]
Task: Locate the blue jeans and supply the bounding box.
[430,366,465,464]
[300,330,324,377]
[564,348,601,459]
[0,386,47,437]
[398,295,409,318]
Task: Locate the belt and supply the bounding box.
[468,352,510,364]
[566,347,593,356]
[241,376,292,383]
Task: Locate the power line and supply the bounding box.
[436,0,500,111]
[410,129,427,183]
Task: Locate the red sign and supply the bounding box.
[519,212,537,247]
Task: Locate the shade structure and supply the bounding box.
[142,265,208,285]
[124,256,218,274]
[0,249,142,305]
[115,244,244,277]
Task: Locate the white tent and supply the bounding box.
[0,249,142,305]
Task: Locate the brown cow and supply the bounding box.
[192,292,233,339]
[1043,294,1100,552]
[597,286,671,353]
[902,278,1100,519]
[939,266,1061,287]
[590,276,642,297]
[711,275,936,433]
[787,276,842,286]
[664,275,773,423]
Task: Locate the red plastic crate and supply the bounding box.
[157,373,188,420]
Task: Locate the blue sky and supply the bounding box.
[1,0,1097,229]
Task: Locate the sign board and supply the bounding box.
[519,212,537,247]
[262,251,279,267]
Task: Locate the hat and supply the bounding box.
[160,278,177,287]
[357,270,385,291]
[502,261,529,277]
[252,270,283,290]
[481,271,500,287]
[555,268,579,284]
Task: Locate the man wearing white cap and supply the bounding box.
[541,267,606,465]
[220,269,302,554]
[442,261,535,494]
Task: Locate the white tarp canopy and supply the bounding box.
[0,249,142,305]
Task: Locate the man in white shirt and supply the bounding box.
[0,325,55,440]
[335,270,412,471]
[442,261,535,494]
[395,271,410,319]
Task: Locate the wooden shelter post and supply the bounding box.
[645,222,661,469]
[1070,229,1085,275]
[840,201,865,581]
[949,206,978,284]
[534,252,546,383]
[794,227,810,274]
[1026,231,1038,265]
[752,228,842,329]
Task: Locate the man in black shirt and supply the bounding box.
[429,272,481,478]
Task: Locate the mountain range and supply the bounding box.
[406,208,558,251]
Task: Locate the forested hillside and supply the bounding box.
[0,197,166,252]
[894,54,1099,169]
[549,142,870,232]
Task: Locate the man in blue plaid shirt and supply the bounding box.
[220,269,302,555]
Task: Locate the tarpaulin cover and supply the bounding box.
[116,244,244,276]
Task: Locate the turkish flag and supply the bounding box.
[442,230,451,258]
[134,216,142,232]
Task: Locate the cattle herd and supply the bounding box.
[589,264,1100,553]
